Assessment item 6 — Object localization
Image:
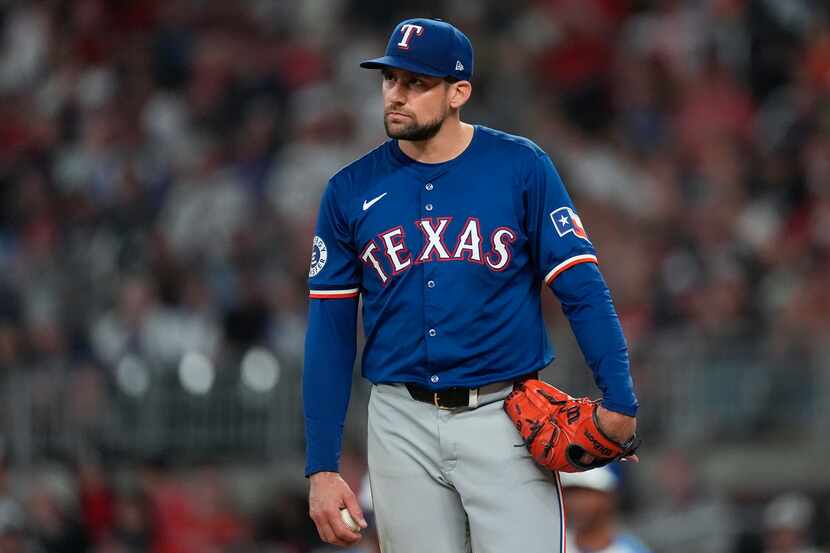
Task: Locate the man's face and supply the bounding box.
[381,68,452,141]
[563,487,614,533]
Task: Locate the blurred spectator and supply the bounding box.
[146,464,247,553]
[0,495,29,553]
[93,489,154,553]
[761,493,822,553]
[0,439,31,553]
[27,465,89,553]
[561,466,651,553]
[77,459,114,545]
[633,450,736,553]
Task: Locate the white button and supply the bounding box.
[425,203,433,211]
[430,375,439,383]
[428,328,437,337]
[425,183,434,191]
[427,280,435,288]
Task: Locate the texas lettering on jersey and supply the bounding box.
[306,126,602,386]
[356,217,516,285]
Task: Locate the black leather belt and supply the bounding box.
[405,372,538,409]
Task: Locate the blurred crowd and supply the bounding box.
[0,0,829,551]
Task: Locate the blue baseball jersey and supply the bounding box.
[303,125,638,475]
[309,125,599,386]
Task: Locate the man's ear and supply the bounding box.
[448,81,472,110]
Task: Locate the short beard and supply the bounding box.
[385,109,447,141]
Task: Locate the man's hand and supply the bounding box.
[309,471,368,547]
[596,406,639,463]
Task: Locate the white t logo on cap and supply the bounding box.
[397,24,424,49]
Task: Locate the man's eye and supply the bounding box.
[413,79,423,86]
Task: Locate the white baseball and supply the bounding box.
[340,508,360,532]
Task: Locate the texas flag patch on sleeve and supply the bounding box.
[550,207,591,243]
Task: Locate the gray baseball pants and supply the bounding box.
[366,382,565,553]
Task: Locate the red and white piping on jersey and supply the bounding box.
[308,288,360,299]
[555,470,566,553]
[544,254,598,286]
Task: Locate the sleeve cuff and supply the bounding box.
[309,288,360,299]
[305,463,340,478]
[600,399,639,417]
[544,254,598,286]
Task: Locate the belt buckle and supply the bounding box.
[434,391,454,410]
[468,388,479,409]
[433,389,480,409]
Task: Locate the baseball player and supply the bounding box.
[303,18,639,553]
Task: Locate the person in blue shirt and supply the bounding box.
[303,17,639,552]
[560,466,651,553]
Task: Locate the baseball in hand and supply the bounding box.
[340,508,360,532]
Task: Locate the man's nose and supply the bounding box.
[386,81,406,104]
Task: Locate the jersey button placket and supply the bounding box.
[423,182,436,298]
[422,178,439,378]
[424,182,434,213]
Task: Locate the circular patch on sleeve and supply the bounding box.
[309,236,328,277]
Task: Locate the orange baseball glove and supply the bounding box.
[504,379,640,473]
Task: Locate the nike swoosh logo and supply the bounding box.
[362,192,388,211]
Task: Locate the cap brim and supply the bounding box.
[558,466,618,493]
[359,56,447,77]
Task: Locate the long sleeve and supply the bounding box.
[522,152,638,415]
[550,261,638,416]
[303,296,359,476]
[304,177,362,476]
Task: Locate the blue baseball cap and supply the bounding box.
[360,18,474,81]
